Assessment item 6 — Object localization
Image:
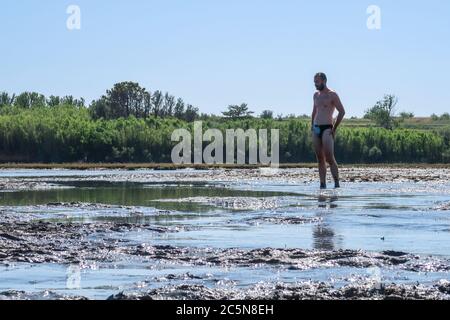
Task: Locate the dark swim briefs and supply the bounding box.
[313,124,333,139]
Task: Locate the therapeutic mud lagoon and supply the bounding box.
[0,168,450,300]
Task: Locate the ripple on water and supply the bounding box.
[1,168,450,300]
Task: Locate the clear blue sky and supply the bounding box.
[1,0,449,117]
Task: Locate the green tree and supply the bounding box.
[368,146,383,162]
[260,110,274,119]
[222,103,254,119]
[183,104,200,122]
[163,93,175,117]
[0,92,15,107]
[399,111,414,119]
[47,95,61,107]
[89,82,147,119]
[152,90,163,118]
[364,94,398,130]
[14,92,46,108]
[174,98,185,119]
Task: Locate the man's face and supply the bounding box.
[314,77,326,91]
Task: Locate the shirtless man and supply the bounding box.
[311,73,346,189]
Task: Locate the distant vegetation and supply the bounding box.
[222,103,254,120]
[364,94,399,130]
[88,82,201,122]
[1,82,450,164]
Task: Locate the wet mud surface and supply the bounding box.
[1,167,450,192]
[4,208,448,274]
[2,282,449,301]
[106,281,450,300]
[1,168,449,300]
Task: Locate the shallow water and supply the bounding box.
[0,169,449,300]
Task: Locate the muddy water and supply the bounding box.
[0,168,449,300]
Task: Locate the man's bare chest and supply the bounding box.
[315,94,334,109]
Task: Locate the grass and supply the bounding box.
[289,117,450,130]
[1,162,450,170]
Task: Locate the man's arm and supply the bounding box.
[332,92,346,135]
[311,93,318,129]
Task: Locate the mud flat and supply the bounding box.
[1,167,450,192]
[0,204,184,264]
[107,281,450,300]
[3,206,448,273]
[0,168,449,300]
[3,281,450,300]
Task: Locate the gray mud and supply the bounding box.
[2,168,450,192]
[243,216,323,225]
[0,211,180,264]
[1,211,448,273]
[125,245,450,273]
[0,290,88,301]
[2,280,449,300]
[1,168,450,300]
[107,280,450,300]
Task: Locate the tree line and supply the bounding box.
[0,82,201,122]
[0,105,449,163]
[1,82,449,164]
[89,82,201,122]
[0,92,85,109]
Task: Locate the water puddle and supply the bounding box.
[1,168,449,299]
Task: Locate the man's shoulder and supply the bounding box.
[327,88,338,94]
[327,89,340,97]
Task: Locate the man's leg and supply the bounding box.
[312,133,327,188]
[322,130,340,188]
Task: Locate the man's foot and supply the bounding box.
[335,181,340,189]
[320,183,327,190]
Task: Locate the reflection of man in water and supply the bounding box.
[318,194,339,209]
[313,225,335,251]
[66,265,81,289]
[314,194,340,250]
[311,73,346,189]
